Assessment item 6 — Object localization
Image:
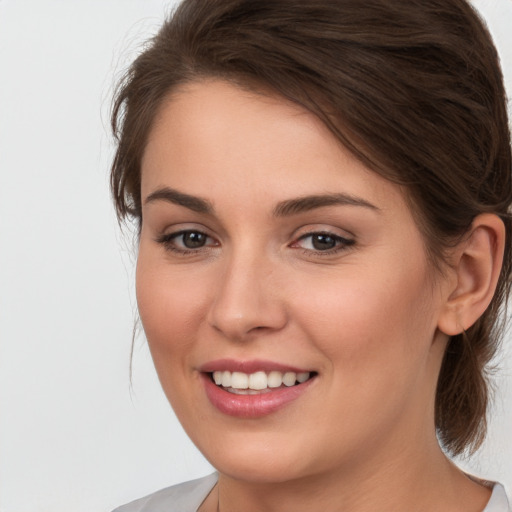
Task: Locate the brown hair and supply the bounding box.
[111,0,512,456]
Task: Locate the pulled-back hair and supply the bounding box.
[111,0,512,456]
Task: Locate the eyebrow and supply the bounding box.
[273,193,379,217]
[145,187,214,214]
[144,187,379,216]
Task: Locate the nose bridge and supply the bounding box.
[207,242,286,340]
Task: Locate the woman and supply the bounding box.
[111,0,512,510]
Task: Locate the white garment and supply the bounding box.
[112,473,511,512]
[112,474,217,512]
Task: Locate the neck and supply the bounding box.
[211,437,490,512]
[204,336,491,512]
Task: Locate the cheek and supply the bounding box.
[135,250,209,356]
[292,258,437,378]
[289,262,439,447]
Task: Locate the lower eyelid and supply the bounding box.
[156,231,206,247]
[155,229,354,254]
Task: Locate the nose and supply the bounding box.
[207,251,288,341]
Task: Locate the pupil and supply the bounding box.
[183,232,206,248]
[312,234,336,250]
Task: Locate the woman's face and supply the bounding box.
[137,80,451,483]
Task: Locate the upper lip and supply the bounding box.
[199,358,312,374]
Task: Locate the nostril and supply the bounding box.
[206,275,288,340]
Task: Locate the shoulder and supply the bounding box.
[112,473,218,512]
[483,483,511,512]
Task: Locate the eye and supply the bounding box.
[156,229,218,254]
[292,231,355,254]
[178,231,209,249]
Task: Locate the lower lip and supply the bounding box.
[201,373,315,418]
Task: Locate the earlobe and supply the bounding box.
[437,213,505,336]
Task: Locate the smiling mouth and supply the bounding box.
[209,370,316,395]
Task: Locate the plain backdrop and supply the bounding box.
[0,1,511,511]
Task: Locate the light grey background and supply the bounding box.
[0,1,511,511]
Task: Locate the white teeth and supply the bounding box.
[231,372,249,389]
[248,371,267,390]
[282,372,297,387]
[297,372,310,383]
[267,371,283,388]
[221,371,231,388]
[228,388,265,395]
[212,370,311,390]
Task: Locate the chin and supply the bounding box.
[213,453,308,484]
[191,426,331,484]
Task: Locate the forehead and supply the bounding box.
[141,79,406,216]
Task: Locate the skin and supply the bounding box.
[137,80,496,511]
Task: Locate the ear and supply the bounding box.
[437,213,505,336]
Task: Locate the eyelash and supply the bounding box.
[155,230,355,256]
[155,230,218,255]
[293,232,355,256]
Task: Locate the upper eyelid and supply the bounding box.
[158,223,215,238]
[155,230,219,255]
[157,231,354,257]
[155,225,356,246]
[160,229,216,243]
[292,232,355,247]
[293,224,356,241]
[296,230,353,240]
